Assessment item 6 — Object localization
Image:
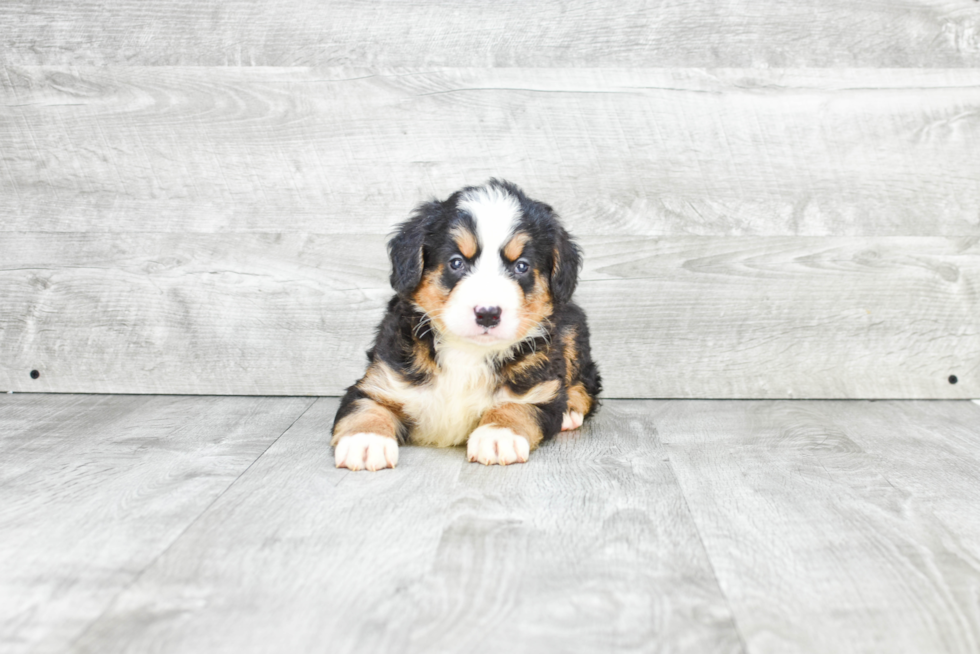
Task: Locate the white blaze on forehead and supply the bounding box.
[440,185,524,346]
[459,185,521,269]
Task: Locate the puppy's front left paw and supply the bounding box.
[334,433,398,471]
[467,425,530,466]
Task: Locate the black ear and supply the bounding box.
[387,201,437,298]
[550,225,582,306]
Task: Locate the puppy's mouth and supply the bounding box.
[465,329,507,345]
[453,322,523,348]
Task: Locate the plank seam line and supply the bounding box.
[65,396,321,649]
[661,436,750,653]
[412,86,720,97]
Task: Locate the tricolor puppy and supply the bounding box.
[332,180,601,471]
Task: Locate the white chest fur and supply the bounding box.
[401,345,498,448]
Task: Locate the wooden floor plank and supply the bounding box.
[398,400,742,654]
[2,0,978,67]
[69,399,743,654]
[655,400,980,654]
[820,401,980,565]
[67,398,469,654]
[3,67,980,237]
[0,393,314,654]
[6,397,980,653]
[2,234,976,399]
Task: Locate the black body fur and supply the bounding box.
[333,179,601,447]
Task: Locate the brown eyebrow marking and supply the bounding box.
[450,224,478,259]
[503,231,530,262]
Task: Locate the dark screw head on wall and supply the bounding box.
[30,370,40,379]
[948,375,958,384]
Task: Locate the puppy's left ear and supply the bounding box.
[550,225,582,306]
[387,201,437,299]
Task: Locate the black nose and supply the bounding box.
[474,306,501,329]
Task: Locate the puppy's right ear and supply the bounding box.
[387,201,437,299]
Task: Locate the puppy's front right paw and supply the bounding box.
[334,433,399,471]
[467,425,530,466]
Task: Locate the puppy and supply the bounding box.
[332,180,601,470]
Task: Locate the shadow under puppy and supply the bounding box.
[332,179,601,470]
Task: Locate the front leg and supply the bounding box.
[332,393,401,472]
[468,403,550,466]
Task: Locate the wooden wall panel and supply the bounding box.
[1,234,976,398]
[3,67,979,237]
[3,0,979,400]
[584,236,979,399]
[2,1,979,68]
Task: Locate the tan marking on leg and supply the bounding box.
[561,326,579,385]
[494,379,560,406]
[480,403,543,450]
[357,362,410,414]
[331,399,400,446]
[560,326,592,422]
[567,382,592,416]
[450,224,478,259]
[503,231,530,262]
[502,349,549,382]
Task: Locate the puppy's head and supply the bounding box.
[388,179,581,350]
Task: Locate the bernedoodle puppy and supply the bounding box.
[332,179,601,470]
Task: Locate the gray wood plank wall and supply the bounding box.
[2,3,978,398]
[3,1,980,67]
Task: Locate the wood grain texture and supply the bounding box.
[7,397,980,653]
[0,233,390,396]
[655,400,980,654]
[1,234,976,398]
[583,236,980,399]
[2,1,979,68]
[3,67,980,236]
[66,398,743,654]
[0,393,314,654]
[818,401,980,565]
[399,401,742,654]
[65,397,468,654]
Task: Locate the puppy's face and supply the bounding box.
[388,181,581,350]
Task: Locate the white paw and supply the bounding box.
[467,425,530,466]
[561,411,584,431]
[334,433,399,471]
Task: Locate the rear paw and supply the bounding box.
[467,425,530,466]
[334,433,398,471]
[561,411,584,431]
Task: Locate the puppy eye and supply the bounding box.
[449,255,465,271]
[514,259,530,274]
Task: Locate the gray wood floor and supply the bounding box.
[2,395,979,654]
